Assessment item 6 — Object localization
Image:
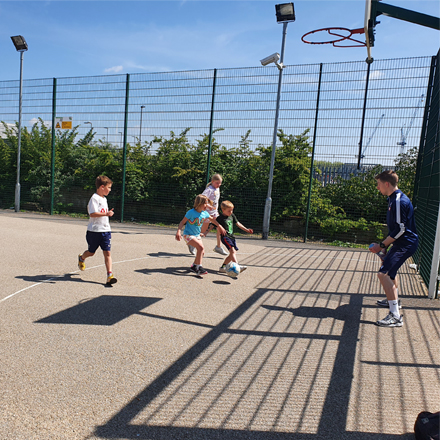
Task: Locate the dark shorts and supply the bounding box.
[379,241,418,280]
[86,231,112,253]
[221,236,238,251]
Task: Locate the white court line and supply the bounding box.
[1,251,372,304]
[0,256,154,305]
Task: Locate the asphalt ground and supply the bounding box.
[1,210,439,440]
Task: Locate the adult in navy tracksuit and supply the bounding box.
[369,170,418,327]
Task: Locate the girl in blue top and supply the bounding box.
[176,194,226,276]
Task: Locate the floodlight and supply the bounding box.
[275,3,295,23]
[11,35,28,52]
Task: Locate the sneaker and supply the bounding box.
[106,274,117,285]
[377,312,403,327]
[377,299,402,309]
[190,264,198,274]
[214,246,228,256]
[219,265,227,273]
[239,265,247,273]
[78,254,85,271]
[188,245,196,255]
[196,266,208,276]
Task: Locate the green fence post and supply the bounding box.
[357,62,372,169]
[206,69,217,186]
[121,74,130,223]
[50,77,57,215]
[304,63,323,243]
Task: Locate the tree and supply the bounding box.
[394,146,418,199]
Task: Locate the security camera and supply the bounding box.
[260,52,280,66]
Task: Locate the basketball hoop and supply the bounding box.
[301,27,367,48]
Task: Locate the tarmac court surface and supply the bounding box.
[1,210,439,440]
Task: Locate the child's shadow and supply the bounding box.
[147,252,189,259]
[16,273,105,287]
[136,266,196,277]
[136,266,219,278]
[262,304,354,321]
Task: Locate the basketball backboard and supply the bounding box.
[364,0,440,63]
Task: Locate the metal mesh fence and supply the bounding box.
[0,55,434,245]
[413,52,440,298]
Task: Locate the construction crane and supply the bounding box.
[397,94,425,154]
[360,113,385,160]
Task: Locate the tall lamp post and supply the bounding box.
[11,35,28,213]
[119,132,123,148]
[84,121,92,132]
[261,3,295,239]
[139,105,145,143]
[104,126,109,142]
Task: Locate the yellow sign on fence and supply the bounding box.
[55,117,73,130]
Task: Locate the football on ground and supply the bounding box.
[225,262,240,278]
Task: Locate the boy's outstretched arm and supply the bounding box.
[237,222,253,234]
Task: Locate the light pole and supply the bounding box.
[104,126,109,142]
[261,3,295,239]
[140,105,145,143]
[119,132,123,148]
[84,121,92,132]
[11,35,28,213]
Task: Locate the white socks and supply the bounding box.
[389,300,400,318]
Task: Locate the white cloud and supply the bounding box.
[370,70,383,79]
[104,65,124,73]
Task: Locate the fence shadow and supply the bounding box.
[91,246,434,439]
[35,295,161,326]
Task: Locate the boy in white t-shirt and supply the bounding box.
[78,175,117,285]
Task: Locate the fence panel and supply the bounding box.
[0,56,434,246]
[413,52,440,298]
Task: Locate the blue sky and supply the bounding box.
[1,0,439,81]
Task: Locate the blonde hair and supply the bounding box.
[96,175,113,189]
[221,200,234,210]
[206,173,223,188]
[194,194,213,210]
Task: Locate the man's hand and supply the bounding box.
[369,243,381,253]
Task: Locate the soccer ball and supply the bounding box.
[225,262,240,278]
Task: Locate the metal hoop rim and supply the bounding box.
[301,27,366,47]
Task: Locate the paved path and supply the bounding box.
[0,210,438,440]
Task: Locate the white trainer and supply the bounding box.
[214,246,228,256]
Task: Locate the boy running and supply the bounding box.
[216,201,253,274]
[78,175,117,286]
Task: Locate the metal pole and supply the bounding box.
[121,74,130,223]
[357,62,372,170]
[15,51,24,212]
[50,78,57,215]
[262,21,288,239]
[206,68,217,186]
[139,106,145,143]
[304,63,323,243]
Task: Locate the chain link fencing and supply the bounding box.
[0,55,435,252]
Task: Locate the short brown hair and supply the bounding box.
[221,200,234,210]
[96,175,113,189]
[375,170,398,187]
